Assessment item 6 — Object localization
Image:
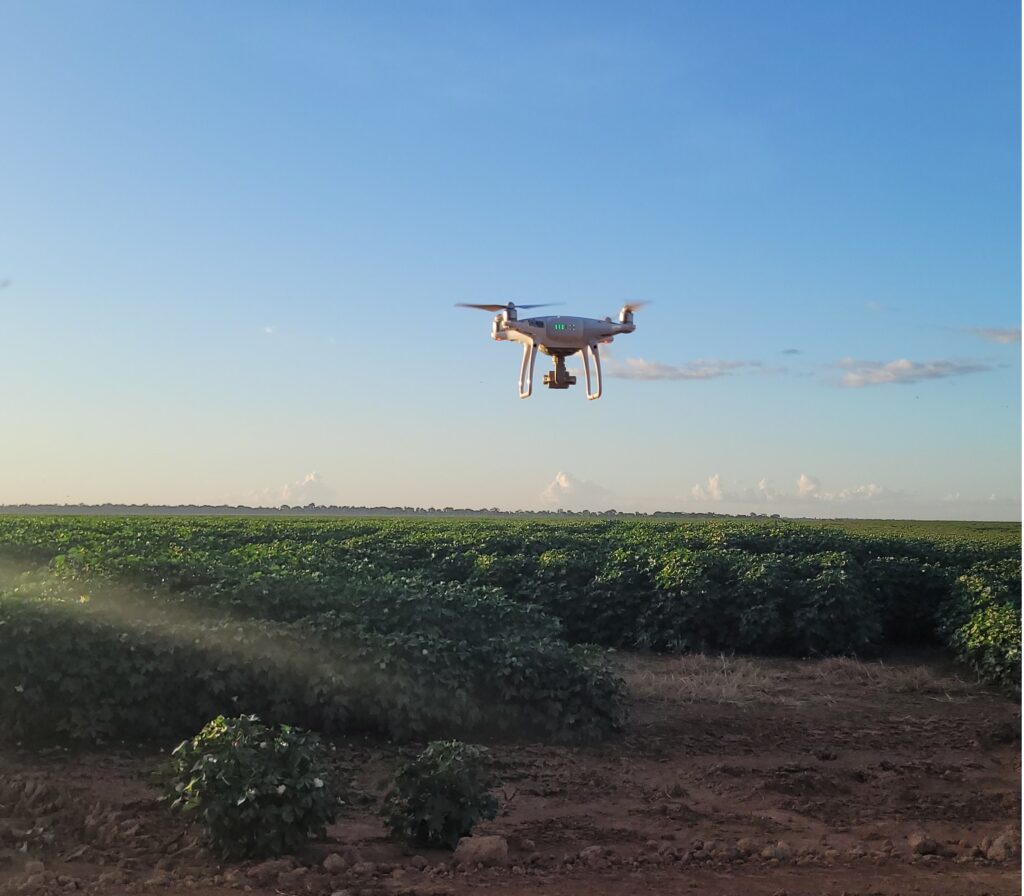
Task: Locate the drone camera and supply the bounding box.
[543,370,576,389]
[543,354,576,389]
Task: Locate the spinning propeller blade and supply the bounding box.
[621,301,651,313]
[456,302,563,312]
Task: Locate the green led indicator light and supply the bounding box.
[553,323,566,331]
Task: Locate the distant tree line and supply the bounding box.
[0,503,784,520]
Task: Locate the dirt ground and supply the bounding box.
[1,650,1019,896]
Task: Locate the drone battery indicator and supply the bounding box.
[553,323,566,331]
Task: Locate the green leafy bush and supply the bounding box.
[863,557,950,643]
[328,575,626,741]
[381,741,498,848]
[0,569,624,744]
[167,715,339,858]
[942,560,1021,691]
[791,551,881,655]
[949,602,1021,691]
[0,582,356,743]
[0,514,1019,741]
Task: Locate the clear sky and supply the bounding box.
[1,1,1020,519]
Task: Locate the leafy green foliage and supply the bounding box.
[949,602,1021,691]
[863,557,951,643]
[790,551,881,655]
[167,715,339,858]
[0,552,624,744]
[941,560,1022,692]
[381,741,498,848]
[0,513,1018,748]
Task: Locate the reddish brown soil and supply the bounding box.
[1,651,1019,896]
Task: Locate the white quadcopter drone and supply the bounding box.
[457,301,646,400]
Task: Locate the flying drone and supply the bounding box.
[457,301,646,400]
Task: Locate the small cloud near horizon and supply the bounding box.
[794,473,887,502]
[687,472,890,506]
[541,471,613,509]
[796,473,820,497]
[691,473,726,501]
[249,472,338,507]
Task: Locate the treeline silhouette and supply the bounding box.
[0,503,783,520]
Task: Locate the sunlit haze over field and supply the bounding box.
[0,1,1019,520]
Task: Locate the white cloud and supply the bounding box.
[832,483,885,501]
[796,473,820,496]
[250,472,338,507]
[541,471,613,510]
[795,473,886,502]
[605,357,762,381]
[683,472,891,510]
[691,473,726,501]
[837,357,989,387]
[263,325,275,335]
[965,327,1021,345]
[755,478,778,501]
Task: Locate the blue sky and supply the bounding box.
[0,1,1019,518]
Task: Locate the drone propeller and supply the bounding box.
[621,301,651,313]
[456,302,563,312]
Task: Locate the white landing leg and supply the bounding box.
[519,341,538,398]
[582,343,602,400]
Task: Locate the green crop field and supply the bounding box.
[789,517,1020,544]
[0,515,1019,746]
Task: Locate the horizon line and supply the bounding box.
[0,503,1018,525]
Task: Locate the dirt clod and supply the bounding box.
[453,836,508,868]
[760,842,793,861]
[987,831,1020,862]
[324,853,348,874]
[246,857,295,885]
[908,831,941,855]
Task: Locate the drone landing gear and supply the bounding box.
[580,342,602,400]
[543,354,576,390]
[518,341,538,398]
[517,342,603,400]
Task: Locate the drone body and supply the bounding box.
[458,302,644,399]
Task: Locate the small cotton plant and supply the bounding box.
[167,715,340,858]
[381,740,498,848]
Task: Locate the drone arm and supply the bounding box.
[518,340,538,398]
[584,343,602,400]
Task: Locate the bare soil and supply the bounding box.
[1,650,1019,896]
